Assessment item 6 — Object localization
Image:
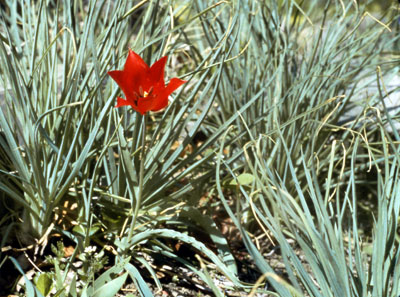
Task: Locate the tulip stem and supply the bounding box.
[128,114,146,244]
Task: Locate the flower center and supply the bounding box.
[138,86,154,98]
[133,86,154,106]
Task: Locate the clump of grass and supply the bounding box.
[0,0,244,295]
[213,1,400,296]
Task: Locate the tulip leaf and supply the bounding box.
[125,263,155,297]
[93,272,128,297]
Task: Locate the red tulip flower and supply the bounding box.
[108,49,186,115]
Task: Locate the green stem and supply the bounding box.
[127,114,146,244]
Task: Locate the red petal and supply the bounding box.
[115,97,131,108]
[151,78,186,111]
[108,70,135,99]
[108,50,149,99]
[136,97,155,115]
[149,56,167,85]
[165,78,186,96]
[126,49,148,74]
[150,95,169,112]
